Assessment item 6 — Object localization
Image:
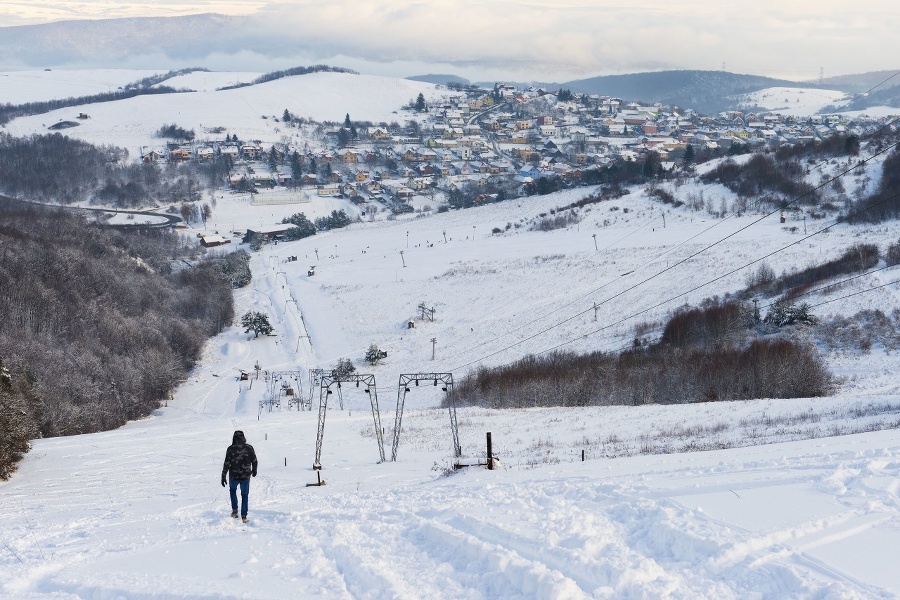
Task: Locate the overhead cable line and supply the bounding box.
[450,136,900,371]
[527,187,900,361]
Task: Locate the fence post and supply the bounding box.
[486,432,493,470]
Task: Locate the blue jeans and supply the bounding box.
[229,478,250,517]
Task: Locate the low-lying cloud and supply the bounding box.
[1,0,896,81]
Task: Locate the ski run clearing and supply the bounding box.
[2,70,900,599]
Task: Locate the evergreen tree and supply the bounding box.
[344,113,352,128]
[365,344,385,365]
[333,358,356,378]
[415,93,426,112]
[283,108,292,123]
[337,127,350,148]
[241,311,274,338]
[290,151,302,187]
[683,144,696,166]
[281,212,316,239]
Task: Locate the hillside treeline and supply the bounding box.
[455,290,834,409]
[0,133,228,207]
[454,339,830,409]
[0,86,186,126]
[217,65,358,91]
[0,68,203,125]
[0,199,240,478]
[700,133,900,223]
[740,243,880,300]
[847,148,900,223]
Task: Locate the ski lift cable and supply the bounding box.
[441,210,739,364]
[527,187,900,360]
[451,136,900,371]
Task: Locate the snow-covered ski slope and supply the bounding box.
[5,184,900,598]
[3,70,900,598]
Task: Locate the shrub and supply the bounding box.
[155,123,195,141]
[453,338,831,409]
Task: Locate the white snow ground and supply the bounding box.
[3,71,900,599]
[734,87,850,117]
[5,185,900,599]
[0,69,163,104]
[3,70,459,161]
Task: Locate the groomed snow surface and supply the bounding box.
[4,183,900,599]
[3,70,900,598]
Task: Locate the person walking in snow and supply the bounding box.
[221,430,258,523]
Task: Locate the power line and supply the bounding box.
[531,187,900,360]
[450,136,900,371]
[441,208,719,363]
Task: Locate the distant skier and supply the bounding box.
[221,430,258,523]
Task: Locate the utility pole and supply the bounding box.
[593,302,598,321]
[431,337,437,360]
[442,230,447,243]
[314,248,319,260]
[662,212,666,228]
[406,231,409,249]
[592,233,598,252]
[400,250,406,267]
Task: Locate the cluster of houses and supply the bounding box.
[139,84,891,208]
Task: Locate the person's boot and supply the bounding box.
[242,516,249,523]
[231,509,239,518]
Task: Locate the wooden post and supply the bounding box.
[486,432,493,470]
[582,449,585,462]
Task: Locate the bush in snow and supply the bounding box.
[241,311,274,338]
[364,344,387,366]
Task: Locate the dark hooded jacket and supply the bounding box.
[222,430,258,480]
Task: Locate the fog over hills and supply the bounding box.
[2,13,898,115]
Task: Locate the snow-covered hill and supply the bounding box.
[0,69,162,104]
[2,71,900,598]
[733,86,850,116]
[4,179,900,597]
[3,70,458,160]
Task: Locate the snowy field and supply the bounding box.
[2,70,459,160]
[3,72,900,598]
[734,87,850,117]
[0,69,163,104]
[5,180,900,598]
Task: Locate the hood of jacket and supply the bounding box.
[232,430,246,445]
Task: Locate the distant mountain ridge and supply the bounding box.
[561,70,809,114]
[1,15,897,114]
[406,74,470,86]
[0,14,236,65]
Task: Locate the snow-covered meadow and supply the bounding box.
[2,70,900,598]
[2,70,459,161]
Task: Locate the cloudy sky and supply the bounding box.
[1,0,897,81]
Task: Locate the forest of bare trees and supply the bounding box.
[0,198,242,478]
[0,133,230,208]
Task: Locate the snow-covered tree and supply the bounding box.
[0,356,37,480]
[333,358,356,379]
[241,311,274,338]
[764,300,815,327]
[365,344,386,365]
